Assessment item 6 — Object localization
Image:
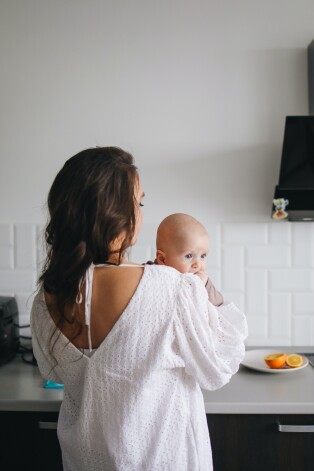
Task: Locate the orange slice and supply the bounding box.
[264,353,287,369]
[286,354,303,368]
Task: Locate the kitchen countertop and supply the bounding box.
[1,347,314,414]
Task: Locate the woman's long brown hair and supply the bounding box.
[39,147,138,347]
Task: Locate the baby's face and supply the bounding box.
[161,231,209,274]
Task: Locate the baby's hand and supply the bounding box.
[194,271,209,286]
[195,271,224,305]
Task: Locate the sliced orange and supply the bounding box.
[264,353,287,369]
[286,354,303,368]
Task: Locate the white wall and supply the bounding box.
[1,0,313,223]
[0,1,314,345]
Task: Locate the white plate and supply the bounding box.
[241,349,309,373]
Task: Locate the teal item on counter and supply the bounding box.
[44,380,64,389]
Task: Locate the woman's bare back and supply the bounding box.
[45,264,144,350]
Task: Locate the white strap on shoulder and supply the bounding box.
[85,263,95,352]
[75,262,143,353]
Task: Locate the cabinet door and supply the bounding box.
[207,414,314,471]
[0,411,62,471]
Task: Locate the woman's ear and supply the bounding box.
[156,250,166,265]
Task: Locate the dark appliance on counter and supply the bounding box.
[272,116,314,221]
[0,296,19,365]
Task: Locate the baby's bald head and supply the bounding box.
[157,213,207,251]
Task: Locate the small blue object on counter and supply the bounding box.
[44,380,64,389]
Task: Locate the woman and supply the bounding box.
[31,147,247,471]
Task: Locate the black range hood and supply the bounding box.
[272,116,314,221]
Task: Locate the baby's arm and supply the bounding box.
[195,272,224,306]
[205,277,224,306]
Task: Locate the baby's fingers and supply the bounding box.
[194,272,208,285]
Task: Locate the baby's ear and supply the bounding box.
[156,250,166,265]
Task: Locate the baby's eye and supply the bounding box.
[201,254,207,259]
[184,254,193,259]
[139,203,144,207]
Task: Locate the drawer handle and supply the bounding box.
[278,423,314,433]
[38,421,58,430]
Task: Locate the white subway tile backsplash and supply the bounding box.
[223,293,245,311]
[0,269,36,291]
[14,224,36,268]
[17,313,31,337]
[270,269,314,292]
[206,269,221,291]
[247,246,291,268]
[0,291,14,297]
[293,293,314,315]
[15,292,36,316]
[223,223,267,245]
[222,247,244,291]
[0,224,14,268]
[291,316,314,345]
[206,224,221,268]
[0,224,13,245]
[269,294,291,338]
[292,223,314,267]
[269,222,291,245]
[0,246,14,268]
[246,336,291,347]
[269,293,291,316]
[19,313,31,325]
[246,316,267,338]
[246,270,267,315]
[0,221,313,346]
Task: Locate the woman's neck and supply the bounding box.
[106,254,128,265]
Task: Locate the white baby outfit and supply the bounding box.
[31,264,247,471]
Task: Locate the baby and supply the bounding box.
[155,213,223,306]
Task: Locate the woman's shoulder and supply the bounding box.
[31,286,44,315]
[30,286,52,330]
[144,263,181,280]
[143,265,203,296]
[144,264,202,285]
